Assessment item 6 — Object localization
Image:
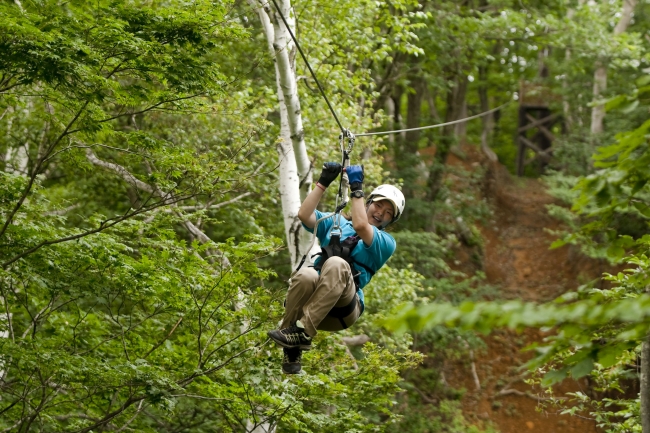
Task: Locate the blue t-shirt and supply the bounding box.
[302,210,396,308]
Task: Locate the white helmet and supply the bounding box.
[366,184,406,224]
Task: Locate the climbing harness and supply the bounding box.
[313,234,375,286]
[292,131,374,327]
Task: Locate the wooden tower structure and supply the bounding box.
[515,81,560,176]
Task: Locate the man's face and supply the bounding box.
[366,199,395,228]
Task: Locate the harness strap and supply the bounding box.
[327,295,358,329]
[314,235,376,286]
[312,234,374,327]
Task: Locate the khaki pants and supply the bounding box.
[282,256,362,337]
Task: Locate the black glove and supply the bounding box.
[346,165,364,192]
[317,162,342,188]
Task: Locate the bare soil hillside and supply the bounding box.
[444,151,609,433]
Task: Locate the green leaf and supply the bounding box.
[631,179,648,195]
[621,99,640,114]
[606,245,625,261]
[616,235,636,248]
[542,368,568,387]
[597,346,625,368]
[633,201,650,218]
[636,75,650,87]
[550,239,567,249]
[605,94,628,111]
[570,357,594,379]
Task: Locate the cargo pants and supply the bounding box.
[282,256,362,337]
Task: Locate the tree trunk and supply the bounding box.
[478,66,497,162]
[563,44,574,132]
[400,75,426,201]
[642,332,650,433]
[392,87,405,143]
[454,91,468,141]
[427,74,468,204]
[385,95,395,147]
[590,63,607,134]
[405,75,424,152]
[563,1,586,132]
[591,0,638,134]
[251,0,317,269]
[268,1,312,200]
[425,86,441,122]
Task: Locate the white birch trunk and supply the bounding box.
[251,0,318,269]
[268,1,313,201]
[591,0,638,134]
[591,63,607,134]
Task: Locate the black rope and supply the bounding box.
[269,0,345,134]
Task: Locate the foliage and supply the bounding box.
[385,98,650,429]
[11,0,650,430]
[384,231,650,383]
[388,399,499,433]
[529,349,642,433]
[0,0,424,431]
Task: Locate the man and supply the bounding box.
[267,163,406,374]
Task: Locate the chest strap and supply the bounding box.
[313,234,375,288]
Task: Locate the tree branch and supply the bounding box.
[177,192,252,211]
[341,335,370,346]
[1,200,185,269]
[143,316,184,359]
[85,149,154,194]
[75,395,145,433]
[85,150,232,267]
[0,101,89,240]
[494,387,562,402]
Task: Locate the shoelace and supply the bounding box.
[283,327,308,343]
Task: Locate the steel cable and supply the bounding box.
[268,0,510,140]
[355,103,510,137]
[269,0,345,134]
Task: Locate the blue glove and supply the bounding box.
[346,165,364,191]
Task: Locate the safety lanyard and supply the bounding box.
[292,130,355,275]
[331,130,355,236]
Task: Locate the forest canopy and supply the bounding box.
[3,0,650,432]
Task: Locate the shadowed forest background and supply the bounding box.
[3,0,650,432]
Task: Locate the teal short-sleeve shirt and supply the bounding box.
[302,209,396,308]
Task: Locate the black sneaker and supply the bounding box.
[282,347,302,374]
[267,324,312,350]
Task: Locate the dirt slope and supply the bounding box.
[445,155,608,433]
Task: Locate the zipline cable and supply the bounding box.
[268,1,511,274]
[269,0,346,134]
[355,102,510,137]
[268,0,511,141]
